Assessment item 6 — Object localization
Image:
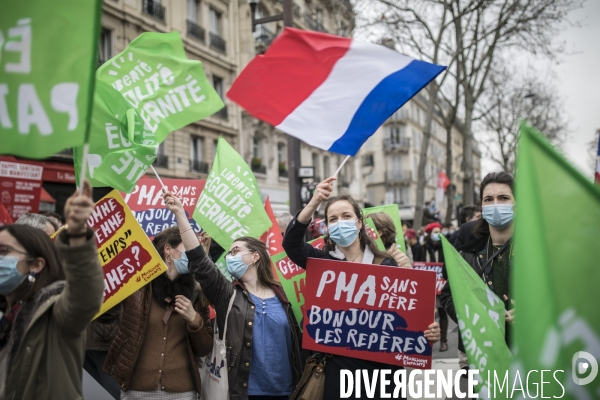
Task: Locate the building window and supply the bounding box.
[209,8,221,35]
[312,153,320,181]
[213,139,218,159]
[98,28,113,66]
[362,154,374,167]
[187,0,198,22]
[323,156,330,178]
[190,136,208,173]
[277,142,287,177]
[252,137,265,174]
[153,141,169,168]
[386,126,406,143]
[213,76,224,99]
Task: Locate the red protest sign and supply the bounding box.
[413,262,446,295]
[0,159,43,219]
[0,202,13,226]
[302,258,437,369]
[260,197,284,256]
[122,177,205,238]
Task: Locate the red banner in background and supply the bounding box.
[122,177,206,239]
[413,262,446,295]
[302,258,437,369]
[0,159,44,220]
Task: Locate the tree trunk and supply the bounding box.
[462,95,475,205]
[445,124,454,224]
[414,84,439,229]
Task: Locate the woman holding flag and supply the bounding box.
[159,191,304,400]
[282,176,441,400]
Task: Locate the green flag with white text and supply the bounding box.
[0,0,101,158]
[193,137,271,250]
[97,31,223,143]
[363,204,406,252]
[73,81,157,192]
[513,124,600,399]
[441,236,513,398]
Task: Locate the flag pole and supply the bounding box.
[316,155,350,212]
[78,143,90,195]
[150,165,167,191]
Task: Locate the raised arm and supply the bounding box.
[162,189,233,311]
[54,181,104,335]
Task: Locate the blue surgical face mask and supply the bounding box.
[482,204,515,230]
[226,253,251,280]
[172,248,189,275]
[328,219,359,248]
[0,256,27,295]
[431,233,441,241]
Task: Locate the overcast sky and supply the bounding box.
[551,0,600,177]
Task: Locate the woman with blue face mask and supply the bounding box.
[0,180,104,399]
[440,172,516,384]
[282,177,442,400]
[105,191,214,400]
[151,193,303,400]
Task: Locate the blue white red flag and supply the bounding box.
[227,28,446,156]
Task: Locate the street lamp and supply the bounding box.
[246,0,302,214]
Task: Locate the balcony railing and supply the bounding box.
[214,105,228,120]
[304,12,326,32]
[279,168,288,178]
[383,138,411,152]
[187,20,205,42]
[142,0,165,22]
[385,170,412,184]
[210,32,226,53]
[255,25,276,48]
[251,164,266,174]
[190,159,209,174]
[153,154,169,169]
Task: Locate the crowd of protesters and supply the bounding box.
[0,170,514,400]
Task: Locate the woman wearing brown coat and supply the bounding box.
[104,190,213,399]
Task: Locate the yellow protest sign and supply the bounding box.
[88,190,166,318]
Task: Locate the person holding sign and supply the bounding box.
[0,181,104,399]
[104,191,214,400]
[282,177,441,400]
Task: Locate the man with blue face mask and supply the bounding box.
[440,172,516,398]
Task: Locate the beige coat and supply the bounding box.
[2,229,104,400]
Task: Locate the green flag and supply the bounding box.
[364,217,386,252]
[363,204,406,252]
[73,81,157,192]
[97,31,223,143]
[513,123,600,399]
[441,236,513,397]
[0,0,101,158]
[193,137,271,249]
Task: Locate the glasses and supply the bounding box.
[0,244,31,260]
[225,246,254,257]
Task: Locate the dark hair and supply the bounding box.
[46,212,64,224]
[323,194,390,261]
[459,205,480,225]
[472,172,515,238]
[369,212,396,249]
[152,226,182,261]
[233,237,280,288]
[0,225,65,301]
[442,222,453,229]
[45,217,59,232]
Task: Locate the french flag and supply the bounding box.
[228,28,446,156]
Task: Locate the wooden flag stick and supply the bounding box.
[150,165,167,192]
[78,143,90,196]
[316,155,350,213]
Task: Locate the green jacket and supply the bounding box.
[2,229,104,400]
